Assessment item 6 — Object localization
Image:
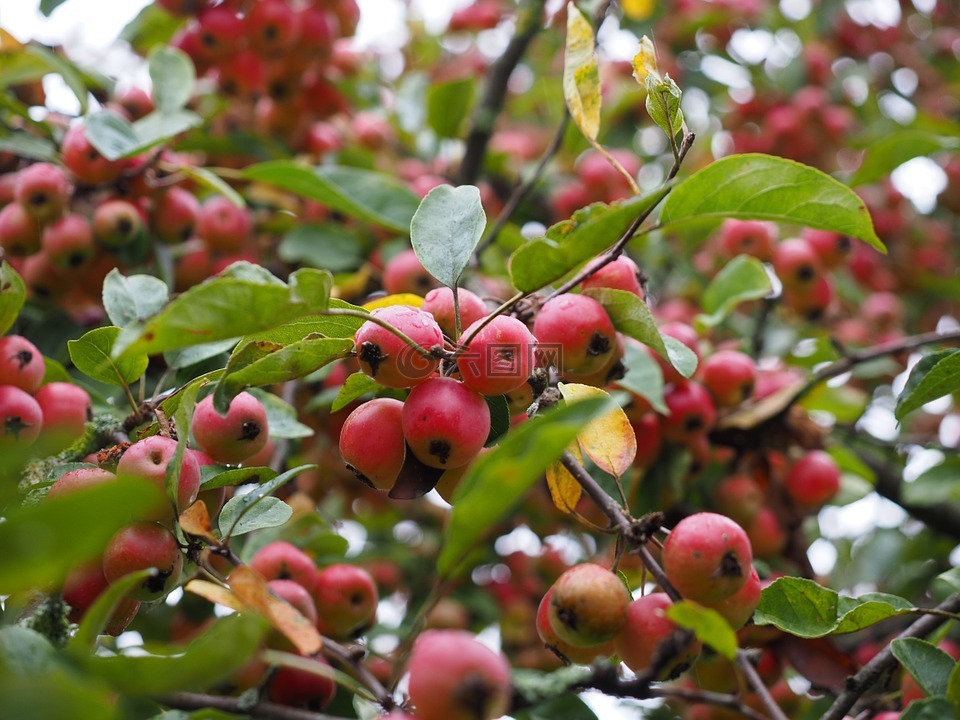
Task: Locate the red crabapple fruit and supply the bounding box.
[401,377,490,469]
[580,255,645,297]
[0,335,45,393]
[61,124,123,185]
[536,587,615,664]
[661,381,717,443]
[92,199,144,249]
[354,305,443,388]
[268,579,318,626]
[407,630,511,720]
[699,564,762,630]
[191,391,269,465]
[0,385,43,449]
[615,592,702,678]
[196,195,251,254]
[266,654,336,711]
[382,249,437,296]
[115,435,201,520]
[250,541,318,591]
[785,450,840,509]
[48,467,116,499]
[717,219,776,261]
[338,398,406,490]
[15,162,71,222]
[0,203,41,257]
[312,563,379,640]
[533,294,617,376]
[547,563,630,646]
[102,522,184,601]
[421,287,488,339]
[700,350,757,408]
[457,315,537,396]
[41,213,95,269]
[662,512,753,603]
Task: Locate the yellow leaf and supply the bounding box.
[563,2,601,141]
[558,383,637,477]
[184,579,247,614]
[0,28,25,53]
[362,293,425,310]
[178,500,218,544]
[547,442,583,514]
[622,0,656,20]
[632,35,660,85]
[228,566,323,656]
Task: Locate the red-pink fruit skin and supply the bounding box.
[102,522,184,600]
[407,630,512,720]
[191,391,269,465]
[458,315,537,396]
[0,385,43,448]
[615,592,701,677]
[250,541,318,591]
[115,435,201,520]
[401,377,490,469]
[338,398,405,490]
[312,563,378,640]
[421,287,488,339]
[354,305,443,388]
[662,512,753,603]
[532,294,617,376]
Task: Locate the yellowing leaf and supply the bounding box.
[185,579,247,614]
[632,35,660,85]
[228,566,323,656]
[178,500,217,544]
[559,383,636,477]
[622,0,656,20]
[563,2,601,141]
[362,292,425,310]
[546,442,583,514]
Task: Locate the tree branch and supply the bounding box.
[821,592,960,720]
[159,692,342,720]
[458,0,549,185]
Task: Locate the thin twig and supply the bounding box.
[322,638,394,709]
[822,593,960,720]
[650,685,770,720]
[159,692,341,720]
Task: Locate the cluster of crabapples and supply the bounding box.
[535,513,760,679]
[0,334,92,454]
[50,390,270,636]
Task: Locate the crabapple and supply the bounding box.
[717,219,776,261]
[63,560,141,635]
[533,294,617,376]
[801,228,852,269]
[784,274,834,321]
[421,287,488,339]
[615,592,702,678]
[661,381,717,444]
[14,162,71,222]
[250,541,318,591]
[773,238,821,290]
[92,199,143,249]
[152,187,200,244]
[115,435,201,520]
[785,450,840,509]
[457,315,537,396]
[246,0,298,56]
[196,6,243,60]
[338,398,406,490]
[547,563,630,646]
[711,473,764,527]
[61,124,122,185]
[580,255,645,297]
[48,467,116,499]
[0,335,45,393]
[382,248,437,295]
[354,305,443,388]
[407,630,512,720]
[267,654,336,711]
[536,587,615,663]
[102,522,184,601]
[191,392,269,465]
[0,202,41,257]
[0,385,43,449]
[662,512,753,603]
[312,563,378,640]
[196,195,251,254]
[700,565,762,630]
[41,214,95,269]
[746,506,788,559]
[268,579,318,625]
[700,350,757,408]
[401,377,490,469]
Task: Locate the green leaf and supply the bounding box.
[27,46,88,114]
[427,77,475,138]
[508,189,671,293]
[164,339,238,369]
[40,0,69,16]
[179,166,244,208]
[645,73,684,140]
[901,458,960,507]
[0,262,26,337]
[220,495,291,536]
[851,130,958,186]
[250,388,314,439]
[0,478,163,595]
[278,223,363,272]
[563,3,601,141]
[0,626,56,675]
[131,108,203,151]
[799,382,869,425]
[438,397,612,577]
[616,341,667,414]
[485,394,510,447]
[0,132,57,162]
[896,349,960,422]
[85,108,202,162]
[754,577,917,638]
[112,264,330,360]
[68,326,149,386]
[214,335,353,412]
[242,162,419,232]
[219,464,315,539]
[200,465,277,491]
[101,269,169,330]
[892,638,955,697]
[119,3,185,55]
[583,288,698,378]
[69,569,155,652]
[948,660,960,708]
[241,303,367,344]
[659,154,884,253]
[695,254,771,329]
[0,667,119,720]
[410,184,486,288]
[148,46,194,114]
[331,372,383,412]
[900,697,957,720]
[169,378,200,511]
[665,601,738,660]
[85,614,267,695]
